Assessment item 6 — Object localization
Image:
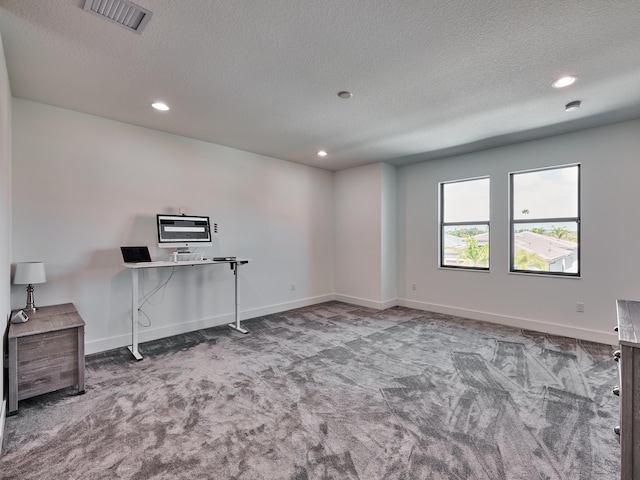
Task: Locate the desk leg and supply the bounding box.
[227,262,249,334]
[127,268,144,360]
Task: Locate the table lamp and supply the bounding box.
[14,262,47,312]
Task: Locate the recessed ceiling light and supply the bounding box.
[552,75,577,88]
[317,150,328,157]
[337,91,353,99]
[565,100,581,111]
[151,102,170,111]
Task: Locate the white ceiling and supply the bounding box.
[1,0,640,171]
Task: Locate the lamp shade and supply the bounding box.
[14,262,47,285]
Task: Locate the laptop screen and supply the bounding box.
[120,246,152,263]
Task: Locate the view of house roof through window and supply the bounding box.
[440,176,490,270]
[510,164,580,276]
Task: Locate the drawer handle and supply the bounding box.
[613,386,620,396]
[614,326,619,332]
[613,350,621,362]
[614,426,621,436]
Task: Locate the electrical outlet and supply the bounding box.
[291,283,296,291]
[412,284,417,291]
[576,302,584,313]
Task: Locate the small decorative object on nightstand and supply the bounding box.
[13,262,47,312]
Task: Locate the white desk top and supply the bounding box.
[124,258,251,269]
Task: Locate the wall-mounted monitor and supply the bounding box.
[157,214,213,252]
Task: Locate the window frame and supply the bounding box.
[439,176,490,271]
[509,164,581,277]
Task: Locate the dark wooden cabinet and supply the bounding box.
[8,303,85,415]
[615,300,640,480]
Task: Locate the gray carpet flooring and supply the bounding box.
[0,302,620,479]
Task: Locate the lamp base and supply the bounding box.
[24,284,37,312]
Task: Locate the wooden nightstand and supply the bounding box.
[615,299,640,480]
[8,303,85,415]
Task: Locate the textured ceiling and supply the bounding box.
[1,0,640,171]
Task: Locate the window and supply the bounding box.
[510,164,580,276]
[439,177,490,270]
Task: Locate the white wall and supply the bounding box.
[0,31,12,434]
[11,99,335,354]
[397,119,640,345]
[381,163,397,305]
[334,162,396,309]
[334,163,382,307]
[10,96,639,356]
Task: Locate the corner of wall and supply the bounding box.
[0,28,14,445]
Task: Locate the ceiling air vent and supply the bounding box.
[83,0,153,34]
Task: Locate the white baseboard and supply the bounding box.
[242,294,335,318]
[86,294,616,355]
[333,294,397,310]
[380,298,399,310]
[398,298,618,346]
[85,294,335,355]
[0,399,6,455]
[84,314,233,355]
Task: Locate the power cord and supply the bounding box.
[137,266,183,327]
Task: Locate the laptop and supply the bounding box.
[120,246,152,263]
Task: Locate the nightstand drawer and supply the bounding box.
[17,328,81,400]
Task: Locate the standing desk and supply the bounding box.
[124,258,250,360]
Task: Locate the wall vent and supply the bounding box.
[83,0,153,34]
